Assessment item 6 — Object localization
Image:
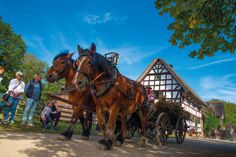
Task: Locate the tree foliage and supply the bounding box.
[22,54,47,83]
[0,17,26,92]
[155,0,236,59]
[204,113,220,134]
[223,102,236,126]
[40,80,65,105]
[0,17,68,118]
[203,99,236,135]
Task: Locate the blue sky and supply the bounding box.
[0,0,236,103]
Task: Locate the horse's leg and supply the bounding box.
[96,106,106,136]
[61,106,82,140]
[82,112,93,138]
[137,107,147,146]
[99,106,119,150]
[115,115,126,145]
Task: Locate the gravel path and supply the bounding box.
[0,132,236,157]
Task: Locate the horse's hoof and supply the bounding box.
[98,139,112,150]
[116,135,124,145]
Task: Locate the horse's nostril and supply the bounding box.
[78,80,82,85]
[46,74,55,82]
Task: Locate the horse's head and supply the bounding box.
[46,51,75,82]
[73,43,98,88]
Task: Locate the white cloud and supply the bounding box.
[83,12,127,25]
[189,57,236,70]
[199,74,236,103]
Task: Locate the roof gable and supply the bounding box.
[137,58,207,107]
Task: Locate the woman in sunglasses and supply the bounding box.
[1,71,25,124]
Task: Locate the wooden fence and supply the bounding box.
[15,95,97,122]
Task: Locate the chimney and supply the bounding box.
[169,64,173,68]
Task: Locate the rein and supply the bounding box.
[90,72,104,84]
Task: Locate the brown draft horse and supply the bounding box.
[46,51,94,140]
[73,43,148,150]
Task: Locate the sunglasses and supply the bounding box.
[18,75,23,77]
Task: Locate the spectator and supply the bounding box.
[0,62,5,83]
[40,101,53,129]
[2,71,25,124]
[22,74,42,126]
[50,101,61,130]
[0,62,6,111]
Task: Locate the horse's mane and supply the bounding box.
[94,52,118,75]
[53,50,74,63]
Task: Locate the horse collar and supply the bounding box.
[90,68,118,97]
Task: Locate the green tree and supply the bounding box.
[204,113,220,134]
[155,1,236,59]
[22,54,47,83]
[224,102,236,126]
[40,80,65,105]
[0,17,26,92]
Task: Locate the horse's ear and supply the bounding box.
[67,52,75,59]
[90,43,96,54]
[77,44,83,54]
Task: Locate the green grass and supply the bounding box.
[0,97,97,135]
[0,112,97,135]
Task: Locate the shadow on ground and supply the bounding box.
[0,132,236,157]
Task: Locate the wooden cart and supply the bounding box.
[126,98,189,145]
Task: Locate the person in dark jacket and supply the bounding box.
[22,74,42,126]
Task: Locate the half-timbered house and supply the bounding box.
[137,58,207,134]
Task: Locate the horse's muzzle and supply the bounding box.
[46,73,56,82]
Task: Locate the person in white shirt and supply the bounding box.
[2,71,25,124]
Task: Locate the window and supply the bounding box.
[155,75,161,80]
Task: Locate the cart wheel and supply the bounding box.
[156,112,170,145]
[125,125,137,139]
[175,117,187,144]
